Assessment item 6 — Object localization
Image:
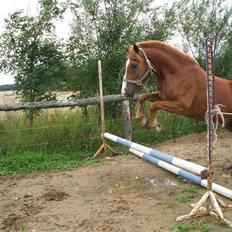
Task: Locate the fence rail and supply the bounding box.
[0,94,138,112]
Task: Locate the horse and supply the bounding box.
[121,40,232,133]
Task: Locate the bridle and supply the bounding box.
[123,47,158,86]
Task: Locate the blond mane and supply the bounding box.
[138,40,197,64]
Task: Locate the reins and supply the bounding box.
[123,47,158,86]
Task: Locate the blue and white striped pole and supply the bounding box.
[104,132,207,177]
[129,148,232,200]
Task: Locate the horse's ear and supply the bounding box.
[133,44,139,53]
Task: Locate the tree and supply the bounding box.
[66,0,173,99]
[215,31,232,79]
[0,0,67,125]
[169,0,232,67]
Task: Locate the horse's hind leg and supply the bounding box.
[136,92,161,128]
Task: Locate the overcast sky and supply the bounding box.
[0,0,171,86]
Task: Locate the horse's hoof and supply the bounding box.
[142,118,149,129]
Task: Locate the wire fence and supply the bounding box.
[0,109,206,155]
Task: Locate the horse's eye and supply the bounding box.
[131,63,138,69]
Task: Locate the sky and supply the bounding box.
[0,0,171,86]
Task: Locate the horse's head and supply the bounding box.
[121,44,152,97]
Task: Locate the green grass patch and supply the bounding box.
[179,186,201,203]
[0,150,101,175]
[172,221,211,232]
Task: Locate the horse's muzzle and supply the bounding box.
[121,82,137,98]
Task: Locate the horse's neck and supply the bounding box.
[144,47,188,76]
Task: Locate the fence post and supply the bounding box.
[121,99,132,140]
[93,60,116,157]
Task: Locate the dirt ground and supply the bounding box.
[0,131,232,232]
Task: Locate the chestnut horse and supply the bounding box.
[121,40,232,133]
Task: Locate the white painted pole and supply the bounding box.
[104,132,207,177]
[129,148,232,200]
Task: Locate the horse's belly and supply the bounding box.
[187,79,232,122]
[186,100,207,121]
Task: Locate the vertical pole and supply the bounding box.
[93,60,116,157]
[121,100,132,140]
[176,39,232,226]
[98,60,106,142]
[205,39,214,194]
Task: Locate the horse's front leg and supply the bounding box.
[148,100,186,133]
[136,92,161,128]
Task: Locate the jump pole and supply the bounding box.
[129,148,232,200]
[104,132,207,178]
[103,132,232,199]
[93,60,116,158]
[176,39,232,227]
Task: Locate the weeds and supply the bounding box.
[0,106,206,175]
[167,202,176,209]
[0,150,102,175]
[179,186,201,203]
[172,221,212,232]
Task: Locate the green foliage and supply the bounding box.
[66,0,173,101]
[0,1,67,115]
[215,32,232,79]
[170,0,232,67]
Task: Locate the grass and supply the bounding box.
[0,104,207,175]
[0,150,102,175]
[172,221,211,232]
[167,202,176,208]
[179,186,201,203]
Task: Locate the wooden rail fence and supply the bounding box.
[0,94,138,139]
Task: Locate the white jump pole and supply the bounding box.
[104,132,207,177]
[129,148,232,200]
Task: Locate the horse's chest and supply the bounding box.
[157,80,177,100]
[157,75,194,101]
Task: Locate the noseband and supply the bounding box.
[124,47,157,86]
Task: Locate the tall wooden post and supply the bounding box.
[93,60,116,158]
